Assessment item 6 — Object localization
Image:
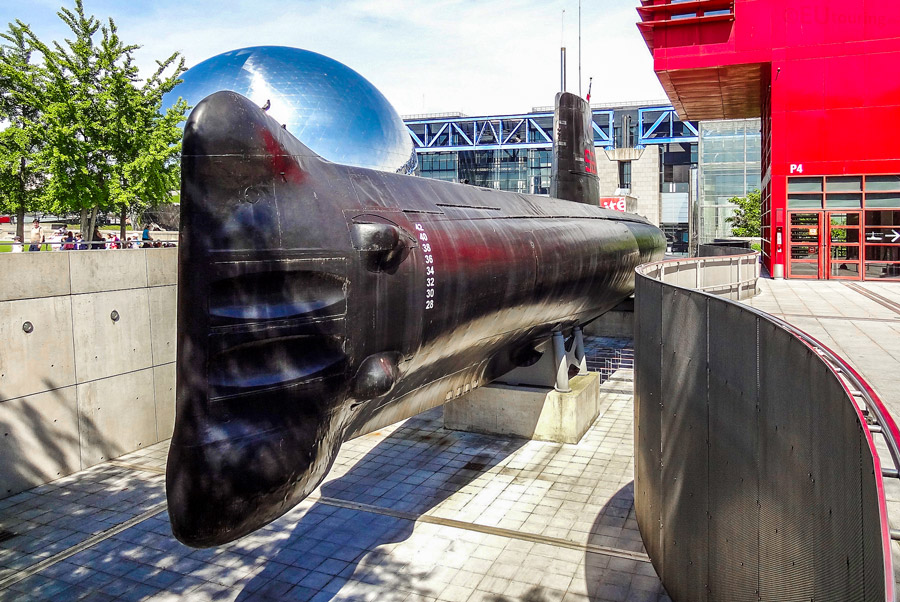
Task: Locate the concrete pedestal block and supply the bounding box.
[443,372,601,444]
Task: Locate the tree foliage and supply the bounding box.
[0,22,47,240]
[0,1,187,238]
[726,189,762,237]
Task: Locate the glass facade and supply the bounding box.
[418,149,551,195]
[697,119,762,243]
[659,143,696,253]
[418,153,458,183]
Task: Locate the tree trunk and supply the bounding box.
[120,205,127,245]
[15,203,25,241]
[79,207,89,238]
[16,159,26,241]
[87,206,99,249]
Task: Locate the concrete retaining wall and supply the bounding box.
[0,248,177,498]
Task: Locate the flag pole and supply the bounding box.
[578,0,582,97]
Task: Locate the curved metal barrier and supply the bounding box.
[635,253,897,601]
[641,250,759,301]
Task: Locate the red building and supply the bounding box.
[638,0,900,279]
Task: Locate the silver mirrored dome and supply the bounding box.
[164,46,416,174]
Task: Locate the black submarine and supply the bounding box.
[167,89,665,547]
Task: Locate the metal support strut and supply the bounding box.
[552,330,571,393]
[573,326,587,375]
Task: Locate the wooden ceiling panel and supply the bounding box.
[661,63,764,121]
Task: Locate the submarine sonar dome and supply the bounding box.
[164,45,416,174]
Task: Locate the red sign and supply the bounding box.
[600,197,627,212]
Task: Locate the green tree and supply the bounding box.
[21,0,187,240]
[0,22,47,241]
[726,189,762,237]
[99,20,187,241]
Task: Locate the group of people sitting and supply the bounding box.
[9,220,170,252]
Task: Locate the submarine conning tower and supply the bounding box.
[550,91,601,205]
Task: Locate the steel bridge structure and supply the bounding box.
[404,106,698,154]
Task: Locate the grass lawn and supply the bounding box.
[0,241,112,252]
[0,244,51,252]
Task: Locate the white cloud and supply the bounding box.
[2,0,667,116]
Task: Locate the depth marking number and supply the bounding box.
[416,223,436,310]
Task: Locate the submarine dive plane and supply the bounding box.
[167,90,665,547]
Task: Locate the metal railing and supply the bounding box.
[641,249,760,300]
[585,347,634,382]
[0,241,176,251]
[0,236,177,251]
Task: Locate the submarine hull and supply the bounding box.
[168,91,665,547]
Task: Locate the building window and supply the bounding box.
[417,152,458,182]
[697,118,762,243]
[618,161,632,189]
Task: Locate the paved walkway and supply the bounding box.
[745,278,900,417]
[0,365,670,601]
[744,277,900,589]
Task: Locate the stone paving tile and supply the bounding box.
[0,352,670,601]
[0,465,165,574]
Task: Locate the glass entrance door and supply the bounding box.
[827,211,862,280]
[786,174,900,280]
[863,210,900,280]
[788,212,824,278]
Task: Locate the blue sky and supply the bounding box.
[0,0,666,116]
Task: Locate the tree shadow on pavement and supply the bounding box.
[583,481,670,602]
[0,379,159,578]
[229,408,527,601]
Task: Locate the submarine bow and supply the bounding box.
[168,90,665,547]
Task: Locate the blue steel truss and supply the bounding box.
[406,107,698,152]
[405,110,616,153]
[637,106,699,147]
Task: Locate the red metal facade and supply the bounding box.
[639,0,900,279]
